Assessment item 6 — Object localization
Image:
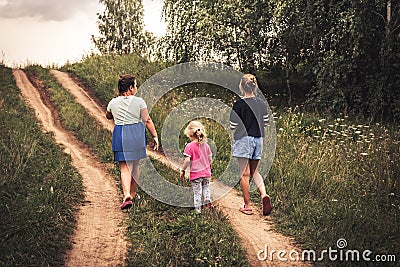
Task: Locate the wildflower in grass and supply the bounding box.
[360,153,368,156]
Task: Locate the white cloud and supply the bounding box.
[0,15,98,67]
[0,0,98,21]
[0,0,166,66]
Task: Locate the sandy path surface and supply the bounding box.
[13,69,127,267]
[50,70,309,267]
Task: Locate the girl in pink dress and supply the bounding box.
[180,121,213,214]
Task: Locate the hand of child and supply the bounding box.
[152,137,159,151]
[179,169,185,179]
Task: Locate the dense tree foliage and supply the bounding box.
[159,0,400,122]
[92,0,155,56]
[158,0,273,72]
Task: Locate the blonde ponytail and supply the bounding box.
[184,121,207,144]
[239,74,259,95]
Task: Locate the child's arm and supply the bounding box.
[208,155,213,169]
[180,156,191,179]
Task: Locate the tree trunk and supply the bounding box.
[307,0,319,54]
[285,52,292,106]
[245,24,256,74]
[386,0,392,36]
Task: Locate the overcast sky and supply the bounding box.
[0,0,166,67]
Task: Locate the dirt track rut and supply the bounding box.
[13,69,127,267]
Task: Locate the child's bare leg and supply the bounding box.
[250,159,272,215]
[120,161,132,201]
[249,159,267,198]
[129,160,140,198]
[238,158,251,208]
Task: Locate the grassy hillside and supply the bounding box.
[267,110,399,265]
[0,66,84,265]
[64,54,400,266]
[25,64,248,266]
[61,53,164,105]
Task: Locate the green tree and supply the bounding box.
[268,0,323,105]
[159,0,400,121]
[92,0,155,56]
[159,0,273,72]
[306,0,400,122]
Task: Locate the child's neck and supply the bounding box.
[243,92,255,98]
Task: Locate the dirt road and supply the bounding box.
[13,69,127,267]
[50,70,307,267]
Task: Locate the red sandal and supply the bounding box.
[121,200,133,210]
[262,195,272,216]
[239,204,253,215]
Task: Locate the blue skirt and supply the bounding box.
[112,123,147,161]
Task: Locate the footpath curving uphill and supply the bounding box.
[13,69,127,267]
[50,70,308,267]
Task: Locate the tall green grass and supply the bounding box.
[0,67,84,265]
[25,63,248,266]
[61,54,164,105]
[265,109,399,265]
[61,54,400,266]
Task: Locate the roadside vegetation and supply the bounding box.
[64,55,400,266]
[267,110,399,265]
[0,66,84,266]
[3,53,398,265]
[3,0,399,265]
[24,64,249,266]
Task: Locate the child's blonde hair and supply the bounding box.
[184,120,207,145]
[239,74,259,95]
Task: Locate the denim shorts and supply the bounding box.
[232,136,263,160]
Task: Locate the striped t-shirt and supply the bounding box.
[229,97,269,140]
